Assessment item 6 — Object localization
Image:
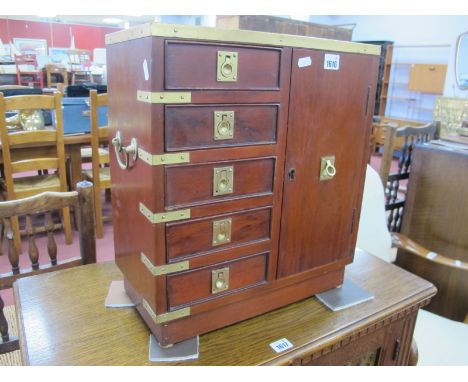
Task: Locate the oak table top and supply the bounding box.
[13,250,436,366]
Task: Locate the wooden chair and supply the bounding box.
[0,92,73,253]
[83,90,109,238]
[14,54,44,88]
[45,63,68,89]
[378,121,439,232]
[67,49,93,85]
[357,164,468,365]
[0,181,96,358]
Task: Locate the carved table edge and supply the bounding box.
[262,292,435,366]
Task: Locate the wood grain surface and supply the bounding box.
[14,250,435,365]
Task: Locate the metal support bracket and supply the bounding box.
[138,147,190,166]
[137,91,192,104]
[142,299,190,324]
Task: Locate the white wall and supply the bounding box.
[309,15,468,98]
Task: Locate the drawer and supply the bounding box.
[166,207,271,260]
[165,41,281,90]
[165,158,275,207]
[167,252,268,309]
[165,104,279,151]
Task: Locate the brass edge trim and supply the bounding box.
[137,90,192,104]
[140,253,190,276]
[138,147,190,166]
[106,22,380,56]
[139,202,191,224]
[142,298,191,324]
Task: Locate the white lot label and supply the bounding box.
[324,54,340,70]
[298,56,312,68]
[269,338,293,353]
[143,59,149,81]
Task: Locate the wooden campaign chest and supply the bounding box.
[106,23,380,347]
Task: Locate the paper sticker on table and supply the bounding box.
[269,338,293,353]
[324,54,340,70]
[298,56,312,68]
[143,59,149,81]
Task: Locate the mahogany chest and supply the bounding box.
[106,23,380,347]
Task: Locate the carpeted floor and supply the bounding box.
[0,305,22,366]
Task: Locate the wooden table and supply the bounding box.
[13,250,436,366]
[0,133,107,190]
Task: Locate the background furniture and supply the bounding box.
[216,15,352,40]
[398,143,468,322]
[0,92,73,253]
[379,121,439,232]
[12,250,435,365]
[45,63,68,89]
[106,24,379,346]
[14,54,43,88]
[0,181,96,361]
[371,116,424,152]
[357,164,468,365]
[83,90,109,238]
[68,49,93,85]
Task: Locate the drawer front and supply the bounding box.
[165,158,275,207]
[165,41,281,90]
[165,104,279,151]
[166,207,271,260]
[167,253,268,309]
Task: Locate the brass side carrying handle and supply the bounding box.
[112,131,138,170]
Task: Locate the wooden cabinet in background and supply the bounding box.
[408,64,447,94]
[106,23,380,347]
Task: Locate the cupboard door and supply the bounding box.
[277,49,377,278]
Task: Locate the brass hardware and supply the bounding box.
[212,218,232,246]
[213,166,234,196]
[138,147,190,166]
[211,267,230,294]
[142,299,190,324]
[106,23,381,56]
[217,51,238,82]
[320,156,337,181]
[111,131,138,170]
[137,91,192,104]
[141,253,189,276]
[139,202,191,224]
[214,111,235,140]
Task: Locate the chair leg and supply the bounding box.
[11,216,22,255]
[62,206,73,244]
[94,186,104,239]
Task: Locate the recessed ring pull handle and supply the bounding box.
[325,160,336,177]
[112,131,138,170]
[320,156,336,181]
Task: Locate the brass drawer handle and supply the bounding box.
[212,218,232,246]
[214,111,235,140]
[217,51,238,82]
[211,267,230,294]
[213,166,234,196]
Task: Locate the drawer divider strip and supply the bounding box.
[141,252,190,276]
[138,147,190,166]
[139,202,191,224]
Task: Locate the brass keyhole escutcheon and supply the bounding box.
[211,267,230,294]
[214,111,235,140]
[217,51,238,82]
